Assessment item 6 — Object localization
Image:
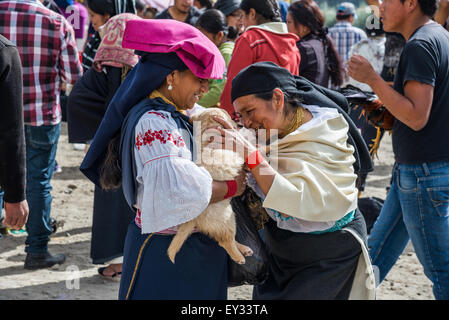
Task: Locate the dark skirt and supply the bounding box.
[253,210,366,300]
[67,66,122,144]
[90,185,135,264]
[118,221,228,300]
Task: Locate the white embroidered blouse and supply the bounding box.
[133,108,213,234]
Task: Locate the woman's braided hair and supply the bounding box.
[240,0,282,23]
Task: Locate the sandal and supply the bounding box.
[98,266,122,282]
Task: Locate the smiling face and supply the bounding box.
[169,69,209,110]
[233,90,288,141]
[87,7,111,31]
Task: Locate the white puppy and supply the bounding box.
[167,108,253,264]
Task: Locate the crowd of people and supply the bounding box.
[1,0,449,300]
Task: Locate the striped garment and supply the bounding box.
[0,0,82,126]
[81,31,101,73]
[329,21,367,66]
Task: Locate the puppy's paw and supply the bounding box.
[242,247,253,257]
[167,251,176,264]
[236,242,253,257]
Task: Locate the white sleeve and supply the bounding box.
[134,111,213,234]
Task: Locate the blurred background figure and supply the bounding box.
[136,0,159,18]
[328,2,367,76]
[58,1,89,51]
[77,0,136,153]
[214,0,244,41]
[194,0,213,13]
[41,0,88,155]
[364,0,405,86]
[219,0,301,117]
[277,0,289,22]
[434,0,449,31]
[0,0,82,270]
[67,13,142,281]
[140,0,171,12]
[83,0,116,72]
[82,0,136,72]
[196,9,235,107]
[136,0,147,16]
[287,0,344,88]
[155,0,202,25]
[344,15,386,196]
[345,16,385,92]
[143,5,158,17]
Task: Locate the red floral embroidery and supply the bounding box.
[147,111,166,119]
[136,129,185,150]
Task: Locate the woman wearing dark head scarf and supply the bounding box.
[209,62,375,299]
[67,13,141,281]
[80,19,246,299]
[219,0,301,117]
[287,0,344,88]
[82,0,136,72]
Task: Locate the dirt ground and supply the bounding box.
[0,123,434,300]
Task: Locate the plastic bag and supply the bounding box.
[228,188,270,287]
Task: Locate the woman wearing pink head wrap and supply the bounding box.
[80,19,243,299]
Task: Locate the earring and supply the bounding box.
[168,84,173,91]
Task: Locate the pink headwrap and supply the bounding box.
[93,13,142,72]
[121,19,226,79]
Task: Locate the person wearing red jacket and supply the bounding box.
[219,0,300,117]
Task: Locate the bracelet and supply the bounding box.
[224,180,238,199]
[245,150,265,170]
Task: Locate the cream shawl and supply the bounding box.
[263,112,359,222]
[262,109,376,299]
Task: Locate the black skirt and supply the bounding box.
[90,185,135,264]
[253,210,367,300]
[118,222,228,300]
[67,66,122,143]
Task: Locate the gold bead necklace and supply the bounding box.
[280,107,305,138]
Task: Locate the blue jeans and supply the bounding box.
[24,124,60,254]
[368,161,449,299]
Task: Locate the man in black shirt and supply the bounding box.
[0,35,29,232]
[348,0,449,299]
[155,0,202,26]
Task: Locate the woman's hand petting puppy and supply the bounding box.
[205,116,258,160]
